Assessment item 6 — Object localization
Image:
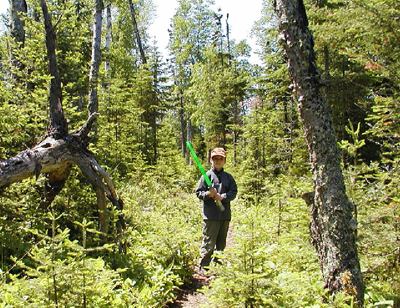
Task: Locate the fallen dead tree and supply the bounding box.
[0,0,124,237]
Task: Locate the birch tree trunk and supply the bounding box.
[87,0,103,121]
[104,4,112,76]
[274,0,364,304]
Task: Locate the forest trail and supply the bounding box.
[169,223,235,308]
[169,274,210,308]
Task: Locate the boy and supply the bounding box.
[195,147,238,271]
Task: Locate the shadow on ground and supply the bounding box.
[168,272,211,308]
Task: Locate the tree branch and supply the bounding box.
[74,112,99,142]
[0,137,71,189]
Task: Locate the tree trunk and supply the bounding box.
[87,0,103,121]
[186,118,192,165]
[274,0,364,304]
[128,0,147,65]
[10,0,27,45]
[324,45,330,81]
[104,4,112,77]
[9,0,27,74]
[151,59,159,164]
[39,0,72,207]
[179,92,187,158]
[41,0,68,138]
[226,13,231,60]
[87,0,109,233]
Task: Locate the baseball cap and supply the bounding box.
[211,147,226,158]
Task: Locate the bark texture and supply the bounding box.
[274,0,364,304]
[88,0,103,120]
[41,0,68,138]
[0,135,122,214]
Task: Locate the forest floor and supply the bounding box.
[168,273,211,308]
[169,223,235,308]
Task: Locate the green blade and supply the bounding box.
[186,141,212,187]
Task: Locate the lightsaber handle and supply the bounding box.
[215,199,225,212]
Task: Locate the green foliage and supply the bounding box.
[154,115,193,189]
[341,160,400,305]
[190,47,249,148]
[1,220,124,307]
[96,76,146,175]
[204,172,399,306]
[305,0,399,161]
[0,30,49,156]
[338,120,366,165]
[168,0,217,66]
[365,94,399,160]
[243,0,308,185]
[1,178,202,307]
[204,176,329,307]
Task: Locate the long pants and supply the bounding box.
[199,220,230,267]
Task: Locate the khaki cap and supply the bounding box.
[211,147,226,158]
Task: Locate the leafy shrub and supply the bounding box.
[1,174,203,307]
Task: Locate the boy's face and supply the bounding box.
[211,155,226,170]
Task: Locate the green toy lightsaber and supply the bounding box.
[186,141,224,212]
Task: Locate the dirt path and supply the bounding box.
[168,273,211,308]
[169,223,235,308]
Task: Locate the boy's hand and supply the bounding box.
[213,193,223,201]
[208,187,217,199]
